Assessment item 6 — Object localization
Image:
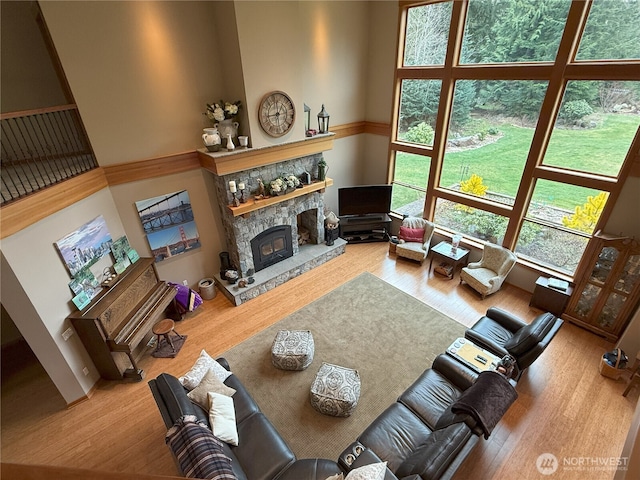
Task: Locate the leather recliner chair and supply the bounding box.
[464,307,563,375]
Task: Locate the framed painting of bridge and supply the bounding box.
[135,190,201,263]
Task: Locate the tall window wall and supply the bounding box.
[390,0,640,277]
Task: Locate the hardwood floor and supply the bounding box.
[1,242,637,479]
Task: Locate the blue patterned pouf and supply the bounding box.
[271,330,315,371]
[310,362,361,417]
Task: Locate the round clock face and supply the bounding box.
[258,91,295,137]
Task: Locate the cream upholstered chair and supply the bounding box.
[395,217,435,264]
[460,243,517,299]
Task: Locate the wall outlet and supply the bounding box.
[62,327,74,341]
[82,366,90,376]
[182,280,188,286]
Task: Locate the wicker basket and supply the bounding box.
[599,348,624,380]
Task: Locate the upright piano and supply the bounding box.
[68,258,177,381]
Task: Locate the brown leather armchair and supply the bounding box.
[464,307,563,375]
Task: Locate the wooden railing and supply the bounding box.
[0,104,98,204]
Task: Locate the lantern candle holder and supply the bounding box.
[317,104,330,134]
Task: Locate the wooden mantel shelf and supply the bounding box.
[228,178,334,217]
[198,133,335,176]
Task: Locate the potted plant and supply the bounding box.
[317,158,327,181]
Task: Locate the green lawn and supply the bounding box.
[394,113,639,211]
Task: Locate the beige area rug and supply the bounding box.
[221,272,466,460]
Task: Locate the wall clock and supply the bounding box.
[258,91,296,137]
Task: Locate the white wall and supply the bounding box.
[110,169,227,287]
[0,189,125,402]
[236,1,305,147]
[39,1,224,165]
[605,176,640,239]
[365,0,399,124]
[617,306,640,368]
[0,0,68,112]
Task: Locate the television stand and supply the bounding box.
[339,214,391,243]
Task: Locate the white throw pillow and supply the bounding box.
[208,392,239,446]
[179,350,232,390]
[345,462,387,480]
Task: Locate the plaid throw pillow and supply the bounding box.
[166,415,237,479]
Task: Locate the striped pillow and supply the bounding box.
[165,415,237,479]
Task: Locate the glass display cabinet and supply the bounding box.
[565,231,640,341]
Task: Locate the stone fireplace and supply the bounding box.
[204,142,346,305]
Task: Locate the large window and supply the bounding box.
[390,0,640,277]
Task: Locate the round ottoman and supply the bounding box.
[271,330,315,371]
[310,362,361,417]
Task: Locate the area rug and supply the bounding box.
[152,335,187,358]
[221,272,466,460]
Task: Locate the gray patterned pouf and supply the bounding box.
[271,330,315,371]
[310,362,361,417]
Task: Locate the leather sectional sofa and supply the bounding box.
[149,354,486,480]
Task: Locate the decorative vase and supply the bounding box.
[215,119,239,148]
[226,134,235,151]
[202,127,221,152]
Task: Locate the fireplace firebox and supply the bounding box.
[251,225,294,272]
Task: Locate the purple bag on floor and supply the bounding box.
[169,282,203,313]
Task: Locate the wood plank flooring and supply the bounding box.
[1,242,637,479]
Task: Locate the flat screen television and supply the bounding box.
[338,185,392,217]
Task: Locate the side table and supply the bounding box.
[529,276,573,317]
[429,241,470,280]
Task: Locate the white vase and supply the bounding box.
[226,134,235,151]
[215,119,239,148]
[202,127,221,152]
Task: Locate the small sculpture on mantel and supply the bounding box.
[254,178,267,200]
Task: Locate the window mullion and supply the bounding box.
[426,0,468,220]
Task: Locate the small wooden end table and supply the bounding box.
[429,241,470,280]
[529,276,573,317]
[152,318,183,353]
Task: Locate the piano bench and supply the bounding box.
[153,319,183,353]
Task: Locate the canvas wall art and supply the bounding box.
[135,190,201,262]
[55,215,113,276]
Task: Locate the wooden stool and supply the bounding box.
[152,318,183,352]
